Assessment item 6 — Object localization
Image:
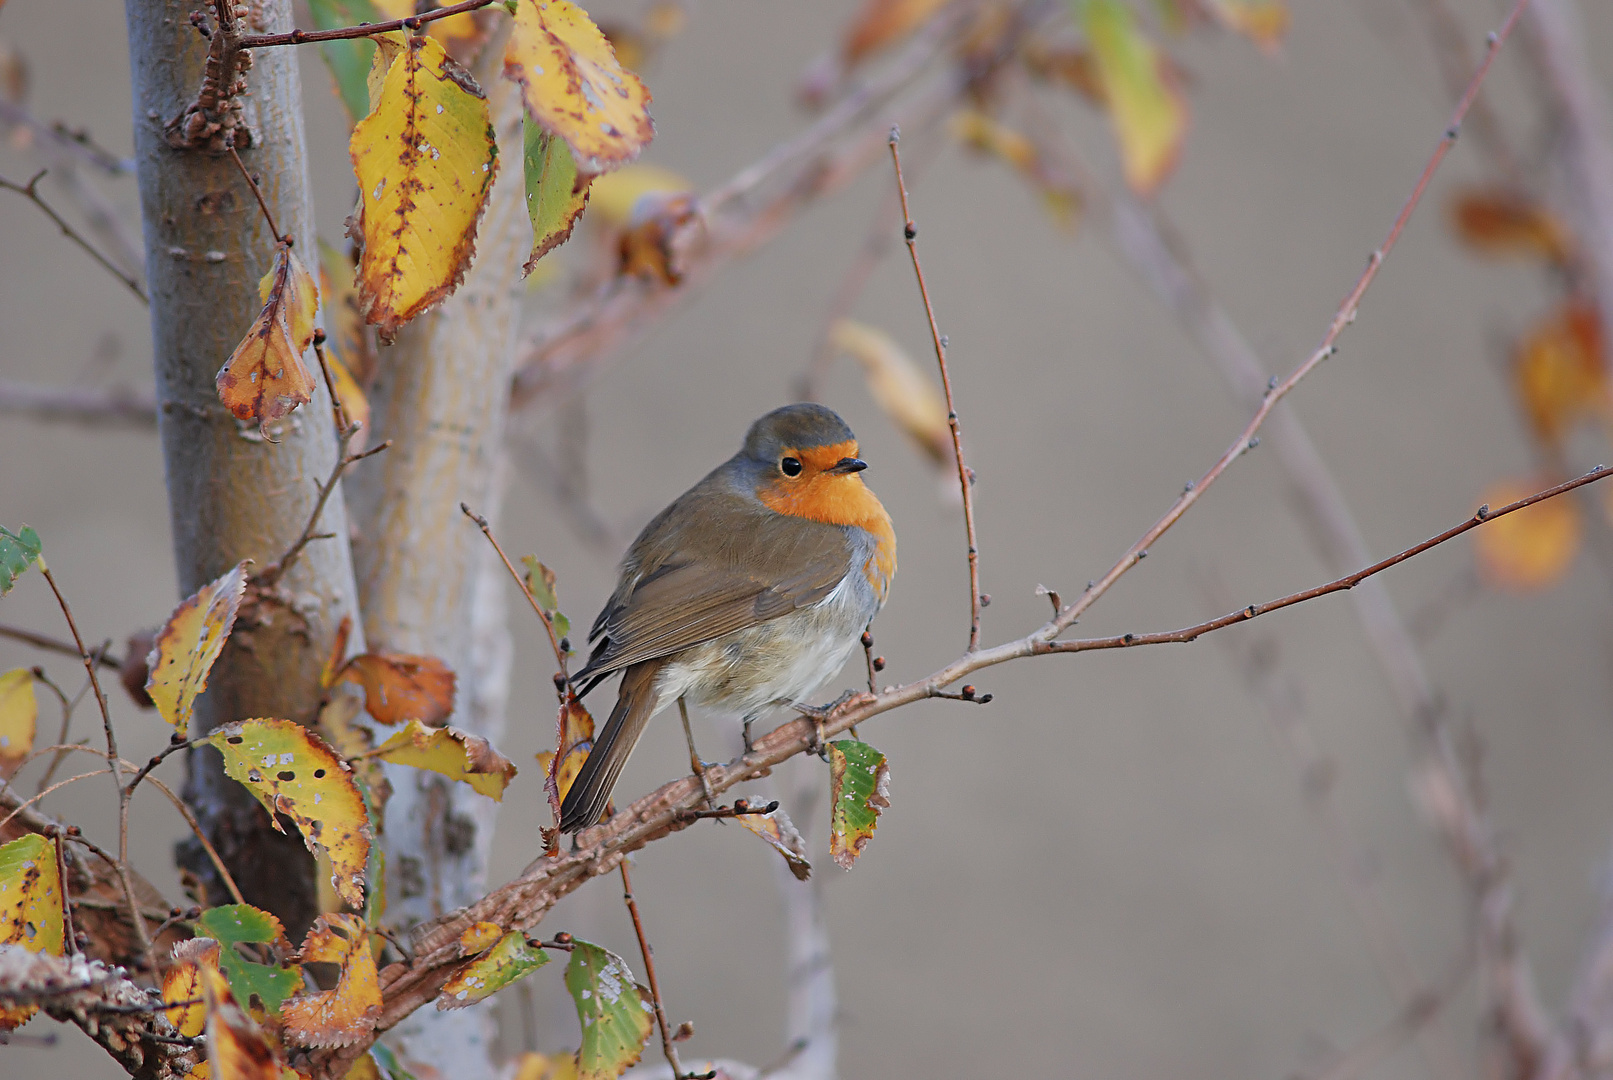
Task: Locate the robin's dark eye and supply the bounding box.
[780,457,803,477]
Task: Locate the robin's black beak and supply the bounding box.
[829,457,868,475]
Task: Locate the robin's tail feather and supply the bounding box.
[559,660,664,833]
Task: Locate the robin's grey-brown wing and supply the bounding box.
[574,496,854,686]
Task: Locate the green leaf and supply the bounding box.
[371,1043,417,1080]
[307,0,384,123]
[521,120,590,275]
[828,739,891,870]
[520,553,573,642]
[0,525,42,597]
[564,940,654,1080]
[437,930,550,1009]
[194,903,302,1016]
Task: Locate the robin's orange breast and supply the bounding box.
[754,439,897,601]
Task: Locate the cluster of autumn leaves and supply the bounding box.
[0,516,893,1076]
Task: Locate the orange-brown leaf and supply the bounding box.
[203,960,282,1080]
[217,241,320,430]
[1513,301,1609,444]
[1474,479,1582,591]
[1451,188,1574,265]
[841,0,948,62]
[280,913,381,1048]
[338,652,457,727]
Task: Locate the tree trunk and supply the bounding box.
[124,0,364,938]
[345,55,527,1075]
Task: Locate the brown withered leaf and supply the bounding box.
[217,240,320,431]
[337,651,457,727]
[1451,187,1574,266]
[736,805,812,881]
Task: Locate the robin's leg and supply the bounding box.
[791,693,857,758]
[679,696,716,808]
[742,712,759,754]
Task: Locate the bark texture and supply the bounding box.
[124,0,364,938]
[344,57,527,1076]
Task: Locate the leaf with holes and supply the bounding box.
[337,652,457,727]
[0,668,36,779]
[438,929,550,1010]
[202,961,282,1080]
[217,240,320,430]
[0,525,41,597]
[736,804,812,881]
[503,0,654,176]
[1513,301,1608,444]
[145,561,249,739]
[1474,479,1582,592]
[1451,187,1574,266]
[193,903,300,1017]
[280,913,381,1047]
[522,120,590,276]
[373,719,517,800]
[1079,0,1186,196]
[351,34,497,339]
[0,834,64,1030]
[564,940,653,1080]
[206,719,372,907]
[306,0,384,123]
[520,554,571,640]
[163,937,224,1037]
[828,740,890,869]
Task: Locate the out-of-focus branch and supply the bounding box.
[0,378,158,427]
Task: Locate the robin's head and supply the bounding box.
[743,404,886,531]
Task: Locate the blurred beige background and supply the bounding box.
[6,0,1613,1077]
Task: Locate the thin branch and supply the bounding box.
[226,145,283,241]
[257,439,391,587]
[0,623,123,669]
[0,99,134,176]
[0,379,157,427]
[889,127,981,651]
[460,503,569,677]
[238,0,500,48]
[0,171,148,304]
[620,861,709,1080]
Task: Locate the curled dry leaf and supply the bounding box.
[162,937,224,1037]
[0,668,36,779]
[351,34,498,340]
[523,120,591,276]
[1451,187,1574,266]
[337,651,456,727]
[372,719,518,801]
[0,524,42,597]
[831,319,954,469]
[206,718,372,908]
[146,560,249,739]
[217,241,320,430]
[202,957,282,1080]
[1474,479,1582,592]
[504,0,655,176]
[827,739,890,870]
[736,804,812,881]
[194,903,301,1016]
[1081,0,1187,197]
[543,694,596,821]
[438,929,550,1009]
[0,833,65,1031]
[280,913,382,1048]
[1513,301,1608,444]
[564,940,654,1080]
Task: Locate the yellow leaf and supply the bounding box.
[373,718,518,801]
[0,668,36,778]
[503,0,655,175]
[337,652,457,727]
[1206,0,1289,52]
[1081,0,1187,196]
[203,960,282,1080]
[438,929,550,1009]
[586,163,691,228]
[326,347,372,444]
[351,34,498,340]
[218,241,320,430]
[949,109,1081,229]
[365,30,408,114]
[163,937,223,1038]
[145,561,249,739]
[316,238,377,389]
[0,833,65,1030]
[317,693,392,820]
[523,119,591,275]
[1474,479,1582,591]
[830,320,953,469]
[1513,302,1609,444]
[206,718,372,908]
[460,920,503,955]
[344,1054,382,1080]
[840,0,948,62]
[513,1051,580,1080]
[1452,187,1575,266]
[544,694,595,819]
[280,913,381,1048]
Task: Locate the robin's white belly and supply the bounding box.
[651,573,870,720]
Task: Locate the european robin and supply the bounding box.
[559,403,897,832]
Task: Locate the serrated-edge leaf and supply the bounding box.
[827,740,890,870]
[564,940,654,1080]
[522,120,590,275]
[145,561,249,738]
[194,903,301,1017]
[216,241,320,429]
[0,833,64,1030]
[280,913,382,1048]
[438,930,550,1009]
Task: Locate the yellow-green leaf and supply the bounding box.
[280,913,381,1048]
[202,959,281,1080]
[145,561,249,739]
[523,119,590,275]
[0,668,36,778]
[317,693,392,820]
[373,718,518,801]
[438,929,550,1009]
[736,804,812,881]
[503,0,655,175]
[351,34,498,340]
[0,833,65,1031]
[218,240,320,430]
[564,940,654,1080]
[1080,0,1187,196]
[520,554,571,639]
[827,740,890,870]
[206,718,372,908]
[459,921,503,954]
